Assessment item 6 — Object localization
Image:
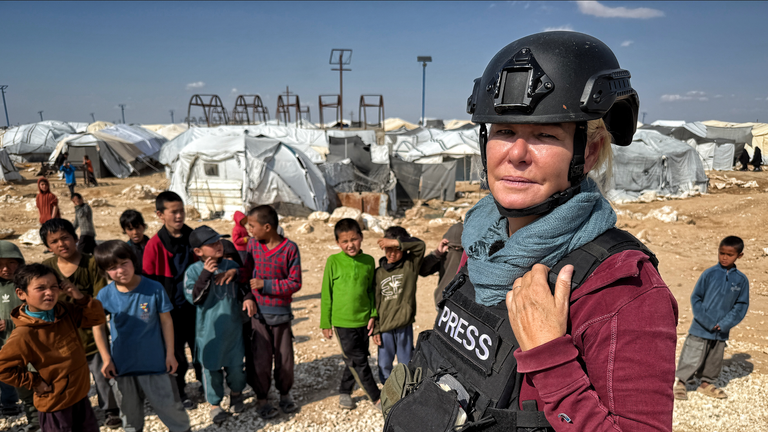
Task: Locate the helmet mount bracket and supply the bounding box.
[489,48,555,114]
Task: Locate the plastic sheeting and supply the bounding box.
[0,121,75,162]
[86,121,114,133]
[48,132,148,178]
[0,149,22,182]
[695,142,735,171]
[141,124,189,140]
[98,125,167,159]
[388,127,481,163]
[390,156,457,202]
[608,130,708,202]
[169,135,328,214]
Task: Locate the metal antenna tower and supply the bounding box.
[118,104,126,124]
[0,85,9,127]
[38,111,44,121]
[330,49,352,129]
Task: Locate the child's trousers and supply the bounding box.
[335,327,381,401]
[39,396,98,432]
[377,324,413,383]
[251,319,294,399]
[110,373,191,432]
[675,334,726,384]
[202,364,247,406]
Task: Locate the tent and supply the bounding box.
[49,131,160,179]
[0,121,75,162]
[387,126,483,182]
[98,124,167,159]
[608,130,708,202]
[141,124,189,141]
[169,135,329,217]
[0,149,22,182]
[86,121,114,133]
[383,118,419,132]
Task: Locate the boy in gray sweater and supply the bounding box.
[72,193,96,255]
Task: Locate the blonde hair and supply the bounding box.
[586,118,614,194]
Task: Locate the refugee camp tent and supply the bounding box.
[98,124,167,159]
[0,121,75,162]
[383,118,419,132]
[86,121,114,133]
[141,124,189,141]
[703,120,768,164]
[387,126,482,182]
[67,122,89,133]
[0,148,22,182]
[608,130,708,202]
[169,135,329,217]
[48,131,157,178]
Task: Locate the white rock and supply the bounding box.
[637,190,658,203]
[742,180,759,188]
[308,211,331,222]
[644,206,678,223]
[121,184,159,200]
[88,198,108,207]
[328,206,363,225]
[25,200,37,212]
[0,229,14,239]
[295,222,313,234]
[19,229,42,246]
[428,218,456,226]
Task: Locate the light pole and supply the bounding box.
[38,111,44,121]
[90,113,95,122]
[417,56,432,126]
[170,109,175,123]
[118,104,126,124]
[641,112,647,124]
[0,85,9,127]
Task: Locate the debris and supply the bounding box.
[19,229,42,246]
[120,184,159,200]
[0,229,14,239]
[428,218,456,227]
[25,201,37,212]
[637,190,659,203]
[645,206,678,223]
[186,206,201,220]
[742,180,759,188]
[0,195,23,204]
[88,198,108,207]
[308,211,331,223]
[443,207,469,221]
[328,206,363,226]
[361,213,395,235]
[295,222,313,234]
[404,206,427,220]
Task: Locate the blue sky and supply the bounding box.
[3,1,768,126]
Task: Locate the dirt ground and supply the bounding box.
[1,165,767,431]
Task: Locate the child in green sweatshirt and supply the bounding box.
[320,219,380,411]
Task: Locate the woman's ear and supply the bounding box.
[583,139,604,174]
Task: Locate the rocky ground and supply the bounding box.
[0,166,767,431]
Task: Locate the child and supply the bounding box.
[0,263,106,432]
[320,219,380,410]
[120,209,149,275]
[59,161,77,198]
[35,177,59,225]
[0,241,24,417]
[232,211,250,264]
[92,240,191,432]
[373,226,425,383]
[420,222,464,308]
[83,155,98,187]
[184,226,256,424]
[244,205,301,418]
[39,218,121,428]
[71,193,96,255]
[674,236,750,400]
[143,191,202,408]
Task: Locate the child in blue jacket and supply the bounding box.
[59,161,77,198]
[674,236,749,400]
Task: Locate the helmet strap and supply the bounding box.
[480,121,589,218]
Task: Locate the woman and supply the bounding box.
[384,32,678,432]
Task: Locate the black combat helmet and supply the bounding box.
[467,31,639,217]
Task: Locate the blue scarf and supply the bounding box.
[462,179,617,306]
[25,305,55,322]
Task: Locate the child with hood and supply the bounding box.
[232,211,250,264]
[35,177,59,225]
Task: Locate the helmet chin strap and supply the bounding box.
[481,122,589,218]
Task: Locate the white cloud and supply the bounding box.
[661,92,709,102]
[230,88,238,94]
[576,1,664,19]
[620,40,634,47]
[543,24,574,32]
[186,81,205,90]
[686,90,705,96]
[489,3,496,8]
[714,94,724,99]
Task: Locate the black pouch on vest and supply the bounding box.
[383,380,462,432]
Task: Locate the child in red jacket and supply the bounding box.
[232,211,250,264]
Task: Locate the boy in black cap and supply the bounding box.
[183,226,255,425]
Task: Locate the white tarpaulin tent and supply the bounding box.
[0,121,75,162]
[169,135,329,217]
[98,125,167,159]
[48,132,150,178]
[608,130,708,202]
[86,121,114,133]
[388,127,481,163]
[141,124,189,141]
[0,149,22,182]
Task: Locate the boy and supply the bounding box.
[184,226,256,424]
[0,263,105,432]
[120,209,149,275]
[72,193,96,255]
[0,241,24,417]
[83,155,98,187]
[373,226,425,383]
[92,240,191,432]
[35,177,59,225]
[39,218,121,428]
[244,205,301,418]
[420,222,464,309]
[143,191,202,408]
[320,219,380,410]
[674,236,750,400]
[59,161,77,198]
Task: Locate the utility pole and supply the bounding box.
[641,112,647,124]
[0,85,9,127]
[330,49,352,129]
[170,109,175,123]
[118,104,126,124]
[90,113,95,122]
[417,56,432,126]
[38,111,44,121]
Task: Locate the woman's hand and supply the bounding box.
[506,264,573,351]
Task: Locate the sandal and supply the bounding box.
[697,383,727,399]
[673,381,688,400]
[257,403,279,419]
[279,397,299,414]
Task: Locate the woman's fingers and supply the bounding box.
[554,265,574,311]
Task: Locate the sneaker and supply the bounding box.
[105,412,122,429]
[339,394,355,410]
[210,407,228,425]
[182,397,195,409]
[229,394,245,414]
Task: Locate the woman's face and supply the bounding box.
[485,122,576,210]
